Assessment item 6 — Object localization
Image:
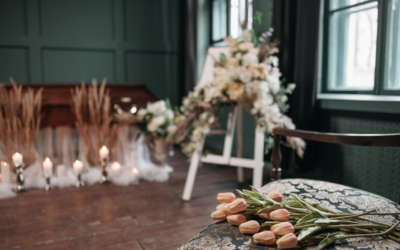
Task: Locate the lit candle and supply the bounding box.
[131,167,140,185]
[111,161,121,172]
[99,146,109,159]
[132,168,139,177]
[1,161,10,184]
[42,157,53,178]
[73,160,84,175]
[12,152,23,165]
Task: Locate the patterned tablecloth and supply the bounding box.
[179,179,400,250]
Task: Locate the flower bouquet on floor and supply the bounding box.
[211,187,400,249]
[136,99,179,165]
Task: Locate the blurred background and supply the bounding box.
[0,0,399,201]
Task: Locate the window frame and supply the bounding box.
[320,0,400,96]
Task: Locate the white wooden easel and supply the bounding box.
[182,104,265,201]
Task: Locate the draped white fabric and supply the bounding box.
[0,125,173,199]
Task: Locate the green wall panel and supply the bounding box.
[126,52,178,104]
[40,0,114,39]
[0,0,27,38]
[42,49,115,83]
[0,47,29,83]
[0,0,182,96]
[125,0,179,52]
[319,111,400,202]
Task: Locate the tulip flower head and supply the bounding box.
[217,192,236,203]
[227,214,247,226]
[216,204,224,210]
[276,233,298,249]
[267,190,283,202]
[271,222,294,236]
[270,209,290,221]
[253,231,276,245]
[239,220,260,234]
[226,198,247,213]
[258,211,271,220]
[210,209,228,220]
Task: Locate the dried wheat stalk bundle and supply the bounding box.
[0,79,42,166]
[71,79,116,166]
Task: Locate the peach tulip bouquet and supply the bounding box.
[211,187,400,249]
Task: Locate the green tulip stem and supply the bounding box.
[342,221,400,239]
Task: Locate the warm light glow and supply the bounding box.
[99,146,109,159]
[1,161,7,167]
[12,152,23,164]
[130,106,137,114]
[111,161,121,172]
[42,157,53,177]
[73,160,84,174]
[132,168,139,176]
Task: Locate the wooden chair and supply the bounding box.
[270,128,400,203]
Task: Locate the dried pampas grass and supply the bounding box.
[0,78,42,167]
[71,79,116,166]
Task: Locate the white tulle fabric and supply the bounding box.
[0,125,173,199]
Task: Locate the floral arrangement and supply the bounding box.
[174,26,306,157]
[0,79,43,167]
[71,79,115,166]
[211,187,400,249]
[136,99,179,142]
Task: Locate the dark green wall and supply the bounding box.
[317,110,400,202]
[0,0,181,104]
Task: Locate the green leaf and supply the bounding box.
[235,189,248,199]
[316,233,346,250]
[298,226,322,241]
[296,212,323,225]
[290,194,330,217]
[253,11,263,26]
[256,203,282,215]
[220,53,227,65]
[315,218,341,227]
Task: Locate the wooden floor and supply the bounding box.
[0,150,257,250]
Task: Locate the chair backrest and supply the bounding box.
[270,128,400,180]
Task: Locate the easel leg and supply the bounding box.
[182,143,203,201]
[252,128,265,189]
[236,106,244,183]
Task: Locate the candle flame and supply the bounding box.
[111,161,121,171]
[45,157,51,163]
[132,168,139,174]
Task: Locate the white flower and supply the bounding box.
[137,108,147,121]
[238,42,254,52]
[147,100,166,115]
[165,110,174,120]
[204,86,220,102]
[167,124,177,135]
[215,75,230,91]
[267,75,280,94]
[153,116,166,126]
[147,120,159,132]
[239,69,252,83]
[242,53,259,67]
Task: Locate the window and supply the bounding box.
[211,0,253,44]
[321,0,400,95]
